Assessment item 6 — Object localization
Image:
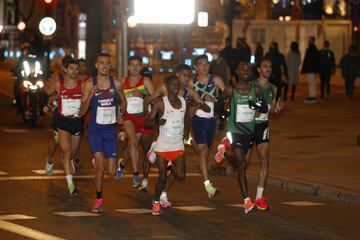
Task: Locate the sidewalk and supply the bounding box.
[206,83,360,203]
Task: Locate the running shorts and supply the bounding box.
[155,150,185,161]
[254,122,270,146]
[88,129,118,159]
[124,113,155,135]
[191,115,217,148]
[228,132,254,155]
[57,116,83,136]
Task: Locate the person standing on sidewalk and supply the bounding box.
[301,36,319,103]
[188,54,226,198]
[285,42,301,101]
[80,52,126,213]
[340,45,360,100]
[319,40,336,100]
[224,61,268,213]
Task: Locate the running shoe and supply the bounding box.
[244,198,257,214]
[147,141,157,164]
[160,192,172,208]
[214,144,226,164]
[68,183,80,196]
[133,174,141,188]
[205,182,220,198]
[45,161,53,176]
[152,201,161,216]
[254,197,270,211]
[166,161,173,177]
[138,178,148,192]
[92,198,104,213]
[115,165,124,181]
[74,159,81,173]
[221,137,231,150]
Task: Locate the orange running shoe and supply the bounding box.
[214,144,226,164]
[152,201,161,216]
[244,198,257,214]
[254,197,270,211]
[221,137,231,150]
[92,198,103,213]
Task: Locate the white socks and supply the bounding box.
[256,186,264,200]
[204,180,210,186]
[66,175,73,186]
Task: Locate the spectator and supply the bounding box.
[235,37,251,67]
[265,42,288,100]
[285,42,301,101]
[340,45,360,100]
[319,40,336,99]
[254,42,264,65]
[220,37,236,76]
[301,36,319,103]
[210,51,231,87]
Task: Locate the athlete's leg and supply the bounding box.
[58,129,73,176]
[106,158,117,176]
[123,120,140,173]
[197,143,210,181]
[47,130,58,164]
[70,134,81,172]
[256,143,269,188]
[233,146,248,198]
[154,156,168,202]
[141,133,153,179]
[94,151,105,193]
[172,155,186,180]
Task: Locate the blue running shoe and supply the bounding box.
[133,174,141,187]
[115,165,124,181]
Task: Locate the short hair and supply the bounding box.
[164,75,179,85]
[128,55,142,65]
[258,57,271,66]
[176,64,191,73]
[194,54,208,66]
[62,55,78,68]
[96,52,111,60]
[78,58,86,64]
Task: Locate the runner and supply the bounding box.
[187,54,226,198]
[80,52,126,212]
[250,58,284,210]
[224,61,268,213]
[45,56,82,196]
[145,75,188,215]
[121,55,154,188]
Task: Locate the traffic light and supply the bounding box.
[43,0,55,16]
[44,0,54,5]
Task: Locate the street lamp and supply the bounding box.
[17,21,26,31]
[39,17,57,36]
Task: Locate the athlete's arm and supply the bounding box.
[144,99,164,129]
[147,84,166,105]
[187,87,203,104]
[183,101,191,140]
[80,80,97,116]
[214,75,226,92]
[269,86,278,114]
[251,85,268,114]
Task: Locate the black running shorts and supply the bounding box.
[254,121,270,146]
[57,116,83,136]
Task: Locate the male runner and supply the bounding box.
[187,54,226,198]
[121,55,154,187]
[145,75,188,215]
[224,61,268,213]
[45,56,82,196]
[80,52,126,212]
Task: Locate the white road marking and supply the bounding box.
[115,208,153,214]
[281,201,325,206]
[53,212,99,217]
[227,204,245,208]
[0,173,201,181]
[0,171,8,175]
[2,128,29,133]
[173,206,215,211]
[32,170,65,175]
[0,88,13,97]
[0,214,66,240]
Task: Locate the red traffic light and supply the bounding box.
[44,0,53,3]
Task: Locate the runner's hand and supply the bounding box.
[116,115,124,125]
[43,105,50,113]
[204,95,216,102]
[89,85,98,98]
[276,98,284,112]
[159,119,166,126]
[199,102,211,113]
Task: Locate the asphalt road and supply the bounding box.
[0,92,359,240]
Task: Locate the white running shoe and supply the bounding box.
[147,141,157,164]
[45,161,53,176]
[160,192,172,208]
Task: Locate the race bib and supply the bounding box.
[165,119,183,137]
[255,104,271,121]
[236,104,255,123]
[127,97,144,114]
[61,99,81,116]
[96,106,116,125]
[195,101,214,118]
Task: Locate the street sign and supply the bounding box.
[39,17,56,36]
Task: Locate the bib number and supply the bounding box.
[236,104,255,122]
[61,99,81,116]
[96,106,116,125]
[196,101,214,118]
[165,119,183,137]
[127,97,144,114]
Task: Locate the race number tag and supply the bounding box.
[236,104,255,122]
[255,104,271,121]
[165,119,183,137]
[195,101,214,118]
[127,97,144,114]
[96,106,116,124]
[61,99,81,116]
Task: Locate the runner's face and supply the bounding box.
[236,62,252,82]
[96,56,111,76]
[195,58,209,76]
[65,63,79,80]
[128,60,142,76]
[176,69,192,85]
[258,60,272,79]
[78,61,87,75]
[166,78,180,96]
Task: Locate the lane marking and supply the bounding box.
[0,88,13,98]
[53,212,99,217]
[32,170,65,175]
[281,201,325,206]
[115,208,152,214]
[227,204,244,208]
[0,173,201,181]
[2,128,29,133]
[0,171,8,175]
[173,206,215,211]
[0,214,66,240]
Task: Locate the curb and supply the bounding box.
[209,165,360,204]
